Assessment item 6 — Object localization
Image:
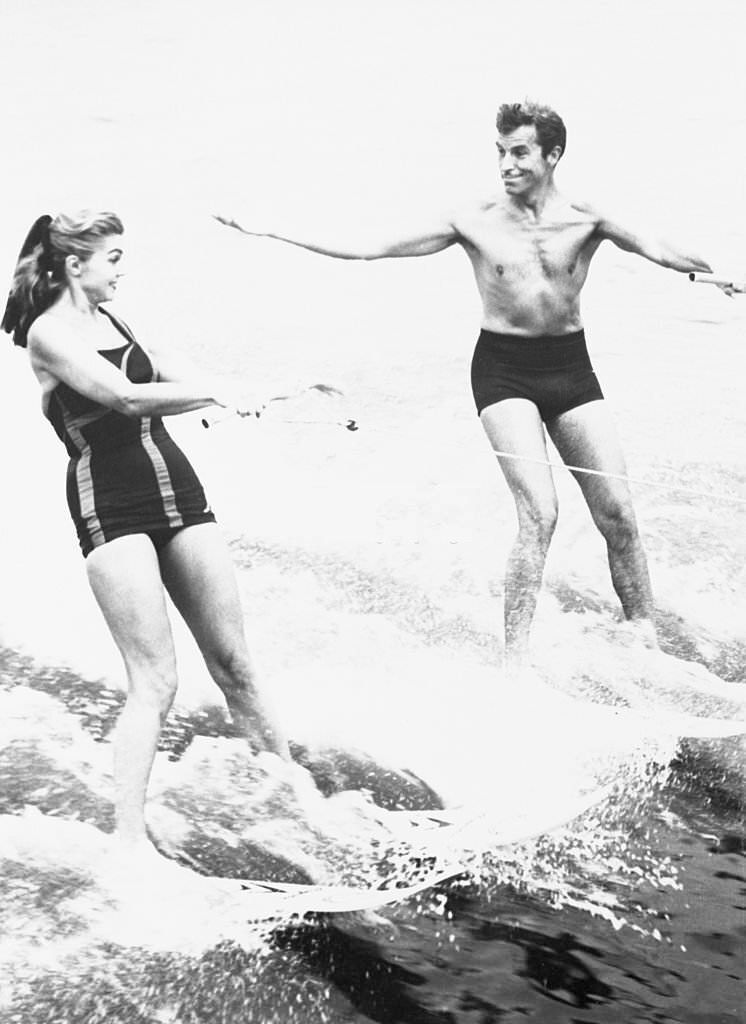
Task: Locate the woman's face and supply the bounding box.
[76,234,125,304]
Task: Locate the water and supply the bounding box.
[0,1,745,1021]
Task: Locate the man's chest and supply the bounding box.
[465,216,598,281]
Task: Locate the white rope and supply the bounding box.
[489,448,746,507]
[202,404,746,507]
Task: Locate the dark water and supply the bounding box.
[277,822,745,1024]
[290,802,744,1024]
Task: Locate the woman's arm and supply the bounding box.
[29,317,236,417]
[146,341,343,409]
[141,339,214,387]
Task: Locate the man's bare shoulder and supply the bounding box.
[451,194,509,230]
[566,196,606,226]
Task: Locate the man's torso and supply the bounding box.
[455,195,602,335]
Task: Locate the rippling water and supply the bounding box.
[1,2,745,1021]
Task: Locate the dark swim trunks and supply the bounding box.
[45,309,216,558]
[470,328,604,422]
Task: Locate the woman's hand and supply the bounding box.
[212,384,267,418]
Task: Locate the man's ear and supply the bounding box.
[547,145,562,168]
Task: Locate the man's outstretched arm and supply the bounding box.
[213,212,461,260]
[592,207,712,273]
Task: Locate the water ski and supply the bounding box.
[226,785,610,921]
[230,864,463,918]
[385,784,611,847]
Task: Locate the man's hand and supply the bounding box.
[306,383,345,397]
[266,383,345,403]
[212,213,259,237]
[689,272,745,296]
[717,281,745,297]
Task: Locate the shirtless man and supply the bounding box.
[216,100,713,665]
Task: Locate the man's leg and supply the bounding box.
[480,399,559,663]
[547,400,657,644]
[86,535,179,847]
[158,522,291,759]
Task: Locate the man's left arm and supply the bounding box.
[592,208,712,274]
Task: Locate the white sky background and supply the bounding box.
[1,0,743,440]
[0,0,744,255]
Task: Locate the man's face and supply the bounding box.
[496,125,554,196]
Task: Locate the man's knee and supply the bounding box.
[516,499,558,549]
[594,499,640,550]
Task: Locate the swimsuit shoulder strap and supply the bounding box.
[98,306,159,383]
[99,306,138,346]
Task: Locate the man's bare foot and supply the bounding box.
[503,650,543,690]
[624,618,659,650]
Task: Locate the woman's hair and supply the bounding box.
[2,209,124,347]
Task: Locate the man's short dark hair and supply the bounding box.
[496,101,567,159]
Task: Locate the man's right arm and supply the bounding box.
[213,212,461,260]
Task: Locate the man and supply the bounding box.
[216,101,714,665]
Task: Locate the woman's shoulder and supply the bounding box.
[27,310,72,353]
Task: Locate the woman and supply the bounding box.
[2,210,295,859]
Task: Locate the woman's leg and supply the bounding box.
[158,523,291,759]
[86,535,179,846]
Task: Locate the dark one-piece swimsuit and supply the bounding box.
[45,307,215,557]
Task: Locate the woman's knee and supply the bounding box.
[203,641,257,690]
[124,658,179,716]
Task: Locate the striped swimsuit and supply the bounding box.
[46,308,215,557]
